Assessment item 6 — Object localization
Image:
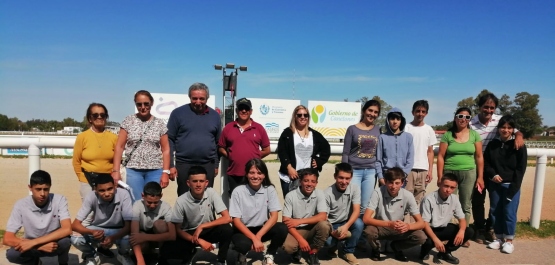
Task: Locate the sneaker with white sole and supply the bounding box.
[488,239,503,250]
[501,242,514,254]
[262,254,275,265]
[84,256,100,265]
[116,253,134,265]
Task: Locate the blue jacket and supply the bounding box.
[376,107,414,179]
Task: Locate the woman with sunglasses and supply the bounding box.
[277,105,331,197]
[112,90,172,201]
[341,99,381,215]
[484,115,527,254]
[72,103,118,200]
[437,107,484,246]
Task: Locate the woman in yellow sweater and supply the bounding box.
[72,103,118,200]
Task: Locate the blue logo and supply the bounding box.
[264,122,279,134]
[259,104,270,115]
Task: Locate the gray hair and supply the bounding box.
[188,82,210,99]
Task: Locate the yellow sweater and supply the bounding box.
[72,129,118,183]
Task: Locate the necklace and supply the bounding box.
[90,127,106,148]
[296,129,308,143]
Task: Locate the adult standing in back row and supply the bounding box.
[167,83,222,196]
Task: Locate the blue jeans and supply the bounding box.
[488,182,520,240]
[126,168,162,201]
[325,218,364,253]
[71,226,131,259]
[351,168,376,214]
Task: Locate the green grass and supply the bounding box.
[515,220,555,239]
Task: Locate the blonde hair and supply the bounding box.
[289,105,310,135]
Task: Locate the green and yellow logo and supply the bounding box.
[311,105,326,123]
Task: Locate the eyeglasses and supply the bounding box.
[455,114,471,120]
[296,113,309,118]
[237,106,251,112]
[91,113,107,119]
[135,102,151,107]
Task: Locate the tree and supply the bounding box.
[456,97,477,115]
[432,121,453,131]
[497,94,513,115]
[510,92,542,138]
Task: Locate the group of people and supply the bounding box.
[3,82,527,265]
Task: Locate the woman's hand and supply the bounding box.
[476,178,485,191]
[287,165,298,180]
[111,171,121,185]
[492,175,503,183]
[160,172,170,188]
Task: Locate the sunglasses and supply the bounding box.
[237,106,251,112]
[455,114,471,120]
[296,113,309,118]
[135,102,151,107]
[91,113,107,119]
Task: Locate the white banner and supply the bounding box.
[143,93,217,124]
[307,100,361,139]
[249,98,301,139]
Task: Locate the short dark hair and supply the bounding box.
[188,166,207,179]
[298,168,319,180]
[143,181,162,197]
[30,170,52,186]
[387,112,402,120]
[242,158,274,187]
[86,103,109,124]
[95,174,114,186]
[497,115,516,129]
[440,173,459,184]
[412,100,429,112]
[334,163,353,176]
[478,93,498,108]
[384,167,405,182]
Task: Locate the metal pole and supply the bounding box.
[28,144,41,194]
[220,69,228,202]
[530,154,547,229]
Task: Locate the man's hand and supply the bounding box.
[298,237,311,252]
[197,239,215,252]
[170,167,178,180]
[283,219,303,229]
[433,238,445,253]
[453,230,465,246]
[130,233,148,246]
[15,239,37,253]
[425,174,432,184]
[514,133,524,150]
[333,226,349,240]
[215,168,219,176]
[251,237,265,252]
[37,242,58,253]
[91,230,105,241]
[378,178,385,186]
[100,236,114,248]
[393,220,409,233]
[192,226,204,244]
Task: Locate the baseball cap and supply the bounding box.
[236,98,252,109]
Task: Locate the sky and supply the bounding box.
[1,1,554,127]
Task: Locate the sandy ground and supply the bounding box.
[1,158,555,264]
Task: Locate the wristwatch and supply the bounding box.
[162,169,171,174]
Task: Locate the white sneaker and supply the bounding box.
[85,256,100,265]
[262,254,275,265]
[117,253,134,265]
[488,239,503,250]
[501,242,514,254]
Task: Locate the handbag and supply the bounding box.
[122,120,153,167]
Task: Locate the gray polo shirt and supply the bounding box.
[6,194,70,239]
[421,190,465,228]
[171,188,227,231]
[367,186,419,221]
[132,199,173,231]
[283,188,328,227]
[76,188,133,228]
[325,183,361,224]
[229,184,281,227]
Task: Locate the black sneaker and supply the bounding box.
[308,252,320,265]
[438,252,460,265]
[485,228,496,242]
[181,248,198,265]
[370,248,381,261]
[236,252,247,265]
[390,242,408,262]
[291,250,302,263]
[96,247,115,258]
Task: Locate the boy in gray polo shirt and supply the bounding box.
[324,163,363,265]
[3,170,72,265]
[363,167,427,262]
[420,173,474,264]
[283,168,331,265]
[130,182,175,265]
[162,166,232,265]
[71,174,134,265]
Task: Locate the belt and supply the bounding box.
[411,169,427,172]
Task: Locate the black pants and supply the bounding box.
[176,162,216,196]
[231,223,288,255]
[421,224,474,255]
[7,237,71,264]
[472,180,492,230]
[228,175,244,196]
[161,224,232,262]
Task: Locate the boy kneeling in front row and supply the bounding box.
[131,182,175,265]
[4,170,72,265]
[71,174,134,265]
[420,173,474,264]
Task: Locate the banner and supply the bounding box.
[142,93,217,124]
[307,100,361,139]
[249,98,301,139]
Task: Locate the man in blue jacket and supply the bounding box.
[376,107,414,186]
